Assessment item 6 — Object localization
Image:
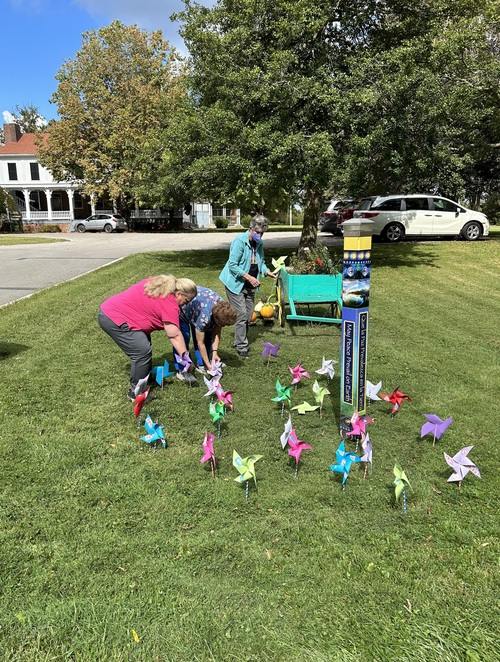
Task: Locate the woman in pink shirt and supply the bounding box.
[98,274,197,399]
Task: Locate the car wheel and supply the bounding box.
[461,221,482,241]
[104,224,113,233]
[382,222,404,243]
[76,224,86,233]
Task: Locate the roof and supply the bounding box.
[0,132,47,156]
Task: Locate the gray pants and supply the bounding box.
[98,310,152,388]
[225,286,255,352]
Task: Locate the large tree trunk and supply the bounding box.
[299,188,321,250]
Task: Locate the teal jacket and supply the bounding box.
[219,231,269,294]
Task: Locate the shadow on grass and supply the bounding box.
[0,341,29,360]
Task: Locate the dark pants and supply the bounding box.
[225,286,255,352]
[174,319,213,369]
[98,310,152,389]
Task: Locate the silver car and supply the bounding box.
[71,213,128,233]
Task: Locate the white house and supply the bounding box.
[0,122,241,231]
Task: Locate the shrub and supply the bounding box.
[482,193,500,225]
[288,242,340,275]
[214,216,229,229]
[240,214,252,228]
[40,224,62,232]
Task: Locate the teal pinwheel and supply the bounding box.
[312,380,330,417]
[393,464,411,512]
[272,378,292,415]
[329,441,361,487]
[233,450,263,499]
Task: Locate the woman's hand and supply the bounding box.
[266,271,278,279]
[245,274,261,288]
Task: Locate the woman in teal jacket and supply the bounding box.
[219,215,276,357]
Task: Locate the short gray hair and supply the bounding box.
[249,214,269,232]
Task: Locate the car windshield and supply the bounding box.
[114,215,126,220]
[357,198,374,210]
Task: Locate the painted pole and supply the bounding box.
[339,219,373,435]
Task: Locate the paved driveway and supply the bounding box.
[0,231,341,307]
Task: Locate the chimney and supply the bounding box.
[4,123,22,143]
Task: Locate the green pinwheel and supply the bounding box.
[291,401,319,415]
[209,401,226,439]
[312,380,330,417]
[272,379,292,415]
[233,450,263,499]
[393,464,411,513]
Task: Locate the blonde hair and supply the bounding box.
[144,274,197,299]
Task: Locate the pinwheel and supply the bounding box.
[262,341,280,367]
[420,414,453,446]
[315,357,336,380]
[289,363,310,386]
[174,351,193,373]
[203,375,221,398]
[141,415,166,448]
[133,376,149,397]
[200,432,217,477]
[216,387,234,411]
[393,464,411,513]
[381,388,412,416]
[347,412,374,449]
[133,389,149,420]
[361,433,372,478]
[366,380,382,401]
[291,401,320,415]
[444,446,480,487]
[280,416,293,449]
[209,401,226,439]
[272,379,292,415]
[312,380,330,417]
[271,255,288,271]
[233,450,263,499]
[287,430,312,477]
[329,441,361,487]
[208,358,223,379]
[152,359,175,388]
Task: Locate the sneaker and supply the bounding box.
[237,349,249,358]
[176,371,198,386]
[195,365,208,376]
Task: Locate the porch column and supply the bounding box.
[90,193,96,216]
[209,203,213,227]
[67,189,75,220]
[45,189,53,221]
[22,189,31,221]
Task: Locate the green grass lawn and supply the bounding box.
[0,235,67,246]
[0,238,498,660]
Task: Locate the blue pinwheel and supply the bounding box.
[141,415,167,448]
[329,440,361,487]
[153,359,175,387]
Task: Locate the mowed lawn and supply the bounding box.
[0,235,68,246]
[0,238,498,661]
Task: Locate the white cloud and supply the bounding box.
[2,111,16,123]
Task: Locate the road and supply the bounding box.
[0,231,341,307]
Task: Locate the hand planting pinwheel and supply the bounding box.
[262,341,280,367]
[200,432,217,478]
[272,379,292,415]
[207,358,223,379]
[420,414,453,446]
[315,357,336,380]
[366,380,382,401]
[393,464,411,513]
[291,401,320,415]
[329,441,361,488]
[444,446,480,487]
[312,380,330,417]
[233,450,263,500]
[289,363,310,386]
[381,388,412,416]
[141,415,166,448]
[271,255,288,271]
[175,351,193,373]
[287,429,312,478]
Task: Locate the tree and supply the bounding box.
[14,105,47,133]
[37,21,184,208]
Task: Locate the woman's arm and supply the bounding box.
[194,328,212,369]
[210,325,222,364]
[164,322,188,356]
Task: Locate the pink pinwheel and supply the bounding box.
[203,375,221,397]
[444,446,480,486]
[200,432,217,477]
[420,414,453,446]
[347,412,374,438]
[287,430,312,477]
[216,387,234,411]
[289,363,310,385]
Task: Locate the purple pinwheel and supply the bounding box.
[208,358,223,379]
[289,363,310,386]
[444,446,480,486]
[420,414,453,446]
[203,375,221,397]
[262,341,280,363]
[175,351,193,373]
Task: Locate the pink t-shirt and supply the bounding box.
[100,279,180,333]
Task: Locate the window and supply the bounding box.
[74,192,84,210]
[8,163,17,180]
[357,198,374,210]
[404,197,428,211]
[432,198,458,213]
[373,198,402,211]
[30,163,40,180]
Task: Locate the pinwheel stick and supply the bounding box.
[355,437,359,453]
[281,402,285,417]
[433,433,436,447]
[245,480,249,500]
[363,464,368,480]
[217,420,221,440]
[211,457,216,479]
[294,462,299,479]
[403,490,408,514]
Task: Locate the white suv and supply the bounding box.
[353,195,489,242]
[71,213,128,233]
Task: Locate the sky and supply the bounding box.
[1,0,209,122]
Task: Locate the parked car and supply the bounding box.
[352,195,489,242]
[319,198,356,234]
[70,213,128,233]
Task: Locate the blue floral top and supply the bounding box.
[181,286,223,331]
